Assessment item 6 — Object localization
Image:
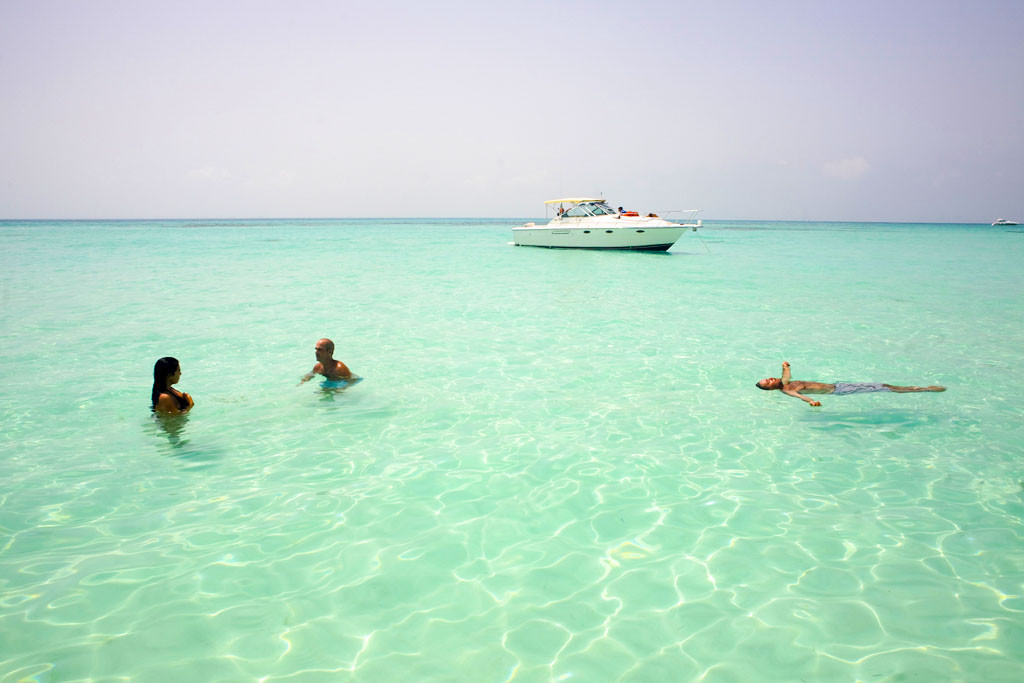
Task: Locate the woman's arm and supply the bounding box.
[155,393,182,414]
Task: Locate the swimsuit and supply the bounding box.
[322,376,362,389]
[152,389,192,412]
[831,382,890,395]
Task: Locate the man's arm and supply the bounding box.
[298,363,322,385]
[781,361,791,385]
[783,387,821,407]
[334,360,353,380]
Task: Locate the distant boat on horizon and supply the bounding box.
[992,218,1019,226]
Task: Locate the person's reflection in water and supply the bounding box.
[153,412,191,449]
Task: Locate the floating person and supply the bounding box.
[152,356,194,414]
[299,338,357,387]
[755,361,945,407]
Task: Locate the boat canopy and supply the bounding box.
[544,197,604,205]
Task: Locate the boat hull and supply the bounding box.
[512,225,687,251]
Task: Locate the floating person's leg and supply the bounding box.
[882,384,946,393]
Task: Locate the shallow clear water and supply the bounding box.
[2,219,1023,681]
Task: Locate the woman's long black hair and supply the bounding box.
[152,357,180,410]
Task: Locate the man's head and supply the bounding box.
[756,377,783,391]
[315,338,335,362]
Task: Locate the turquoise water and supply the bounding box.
[2,219,1023,681]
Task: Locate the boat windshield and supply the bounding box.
[562,202,616,217]
[587,202,616,215]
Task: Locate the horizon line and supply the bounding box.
[0,217,1004,225]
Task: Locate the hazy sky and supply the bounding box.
[1,0,1022,220]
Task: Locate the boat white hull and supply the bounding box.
[512,225,688,251]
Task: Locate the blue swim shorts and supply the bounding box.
[321,376,363,389]
[832,382,890,395]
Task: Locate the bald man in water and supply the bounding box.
[756,361,945,407]
[299,338,354,384]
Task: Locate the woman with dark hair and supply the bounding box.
[152,357,194,414]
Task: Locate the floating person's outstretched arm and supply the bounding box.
[782,386,821,407]
[778,361,821,404]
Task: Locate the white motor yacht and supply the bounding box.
[992,218,1019,226]
[513,198,701,251]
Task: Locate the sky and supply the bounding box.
[1,0,1022,221]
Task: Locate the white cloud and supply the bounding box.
[823,157,870,181]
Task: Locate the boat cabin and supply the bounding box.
[545,198,618,218]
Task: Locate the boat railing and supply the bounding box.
[662,209,702,225]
